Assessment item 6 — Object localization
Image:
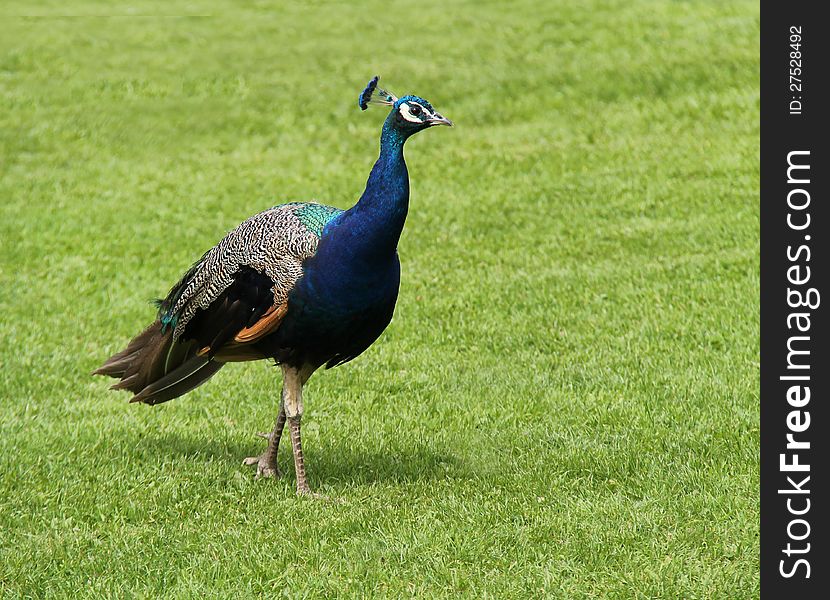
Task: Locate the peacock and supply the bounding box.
[94,77,452,496]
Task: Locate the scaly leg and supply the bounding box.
[281,364,321,497]
[243,401,287,479]
[288,416,312,495]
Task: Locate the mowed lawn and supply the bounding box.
[1,1,759,597]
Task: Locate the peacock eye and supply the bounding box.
[410,105,422,116]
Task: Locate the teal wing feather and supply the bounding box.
[292,203,342,237]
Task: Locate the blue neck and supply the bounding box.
[344,116,411,256]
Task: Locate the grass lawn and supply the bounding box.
[1,1,759,597]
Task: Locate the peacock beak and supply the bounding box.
[428,113,453,127]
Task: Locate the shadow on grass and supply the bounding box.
[126,430,467,486]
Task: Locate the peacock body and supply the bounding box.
[94,77,452,495]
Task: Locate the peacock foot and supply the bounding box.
[296,486,330,500]
[243,432,281,479]
[242,453,281,479]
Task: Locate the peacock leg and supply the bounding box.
[281,364,320,497]
[243,401,286,479]
[288,415,315,495]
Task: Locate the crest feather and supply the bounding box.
[359,76,398,111]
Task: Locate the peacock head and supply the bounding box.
[359,76,452,139]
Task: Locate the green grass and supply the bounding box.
[1,1,759,597]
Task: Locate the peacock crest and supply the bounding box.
[359,76,398,110]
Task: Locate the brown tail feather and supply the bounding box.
[130,357,224,405]
[92,323,159,379]
[93,320,223,403]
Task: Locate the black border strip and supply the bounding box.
[761,2,828,596]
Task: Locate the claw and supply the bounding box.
[242,454,281,479]
[297,487,328,500]
[295,486,341,502]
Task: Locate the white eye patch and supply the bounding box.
[398,102,428,123]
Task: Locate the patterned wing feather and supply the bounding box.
[159,202,342,342]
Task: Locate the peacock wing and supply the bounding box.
[157,202,342,358]
[183,265,283,359]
